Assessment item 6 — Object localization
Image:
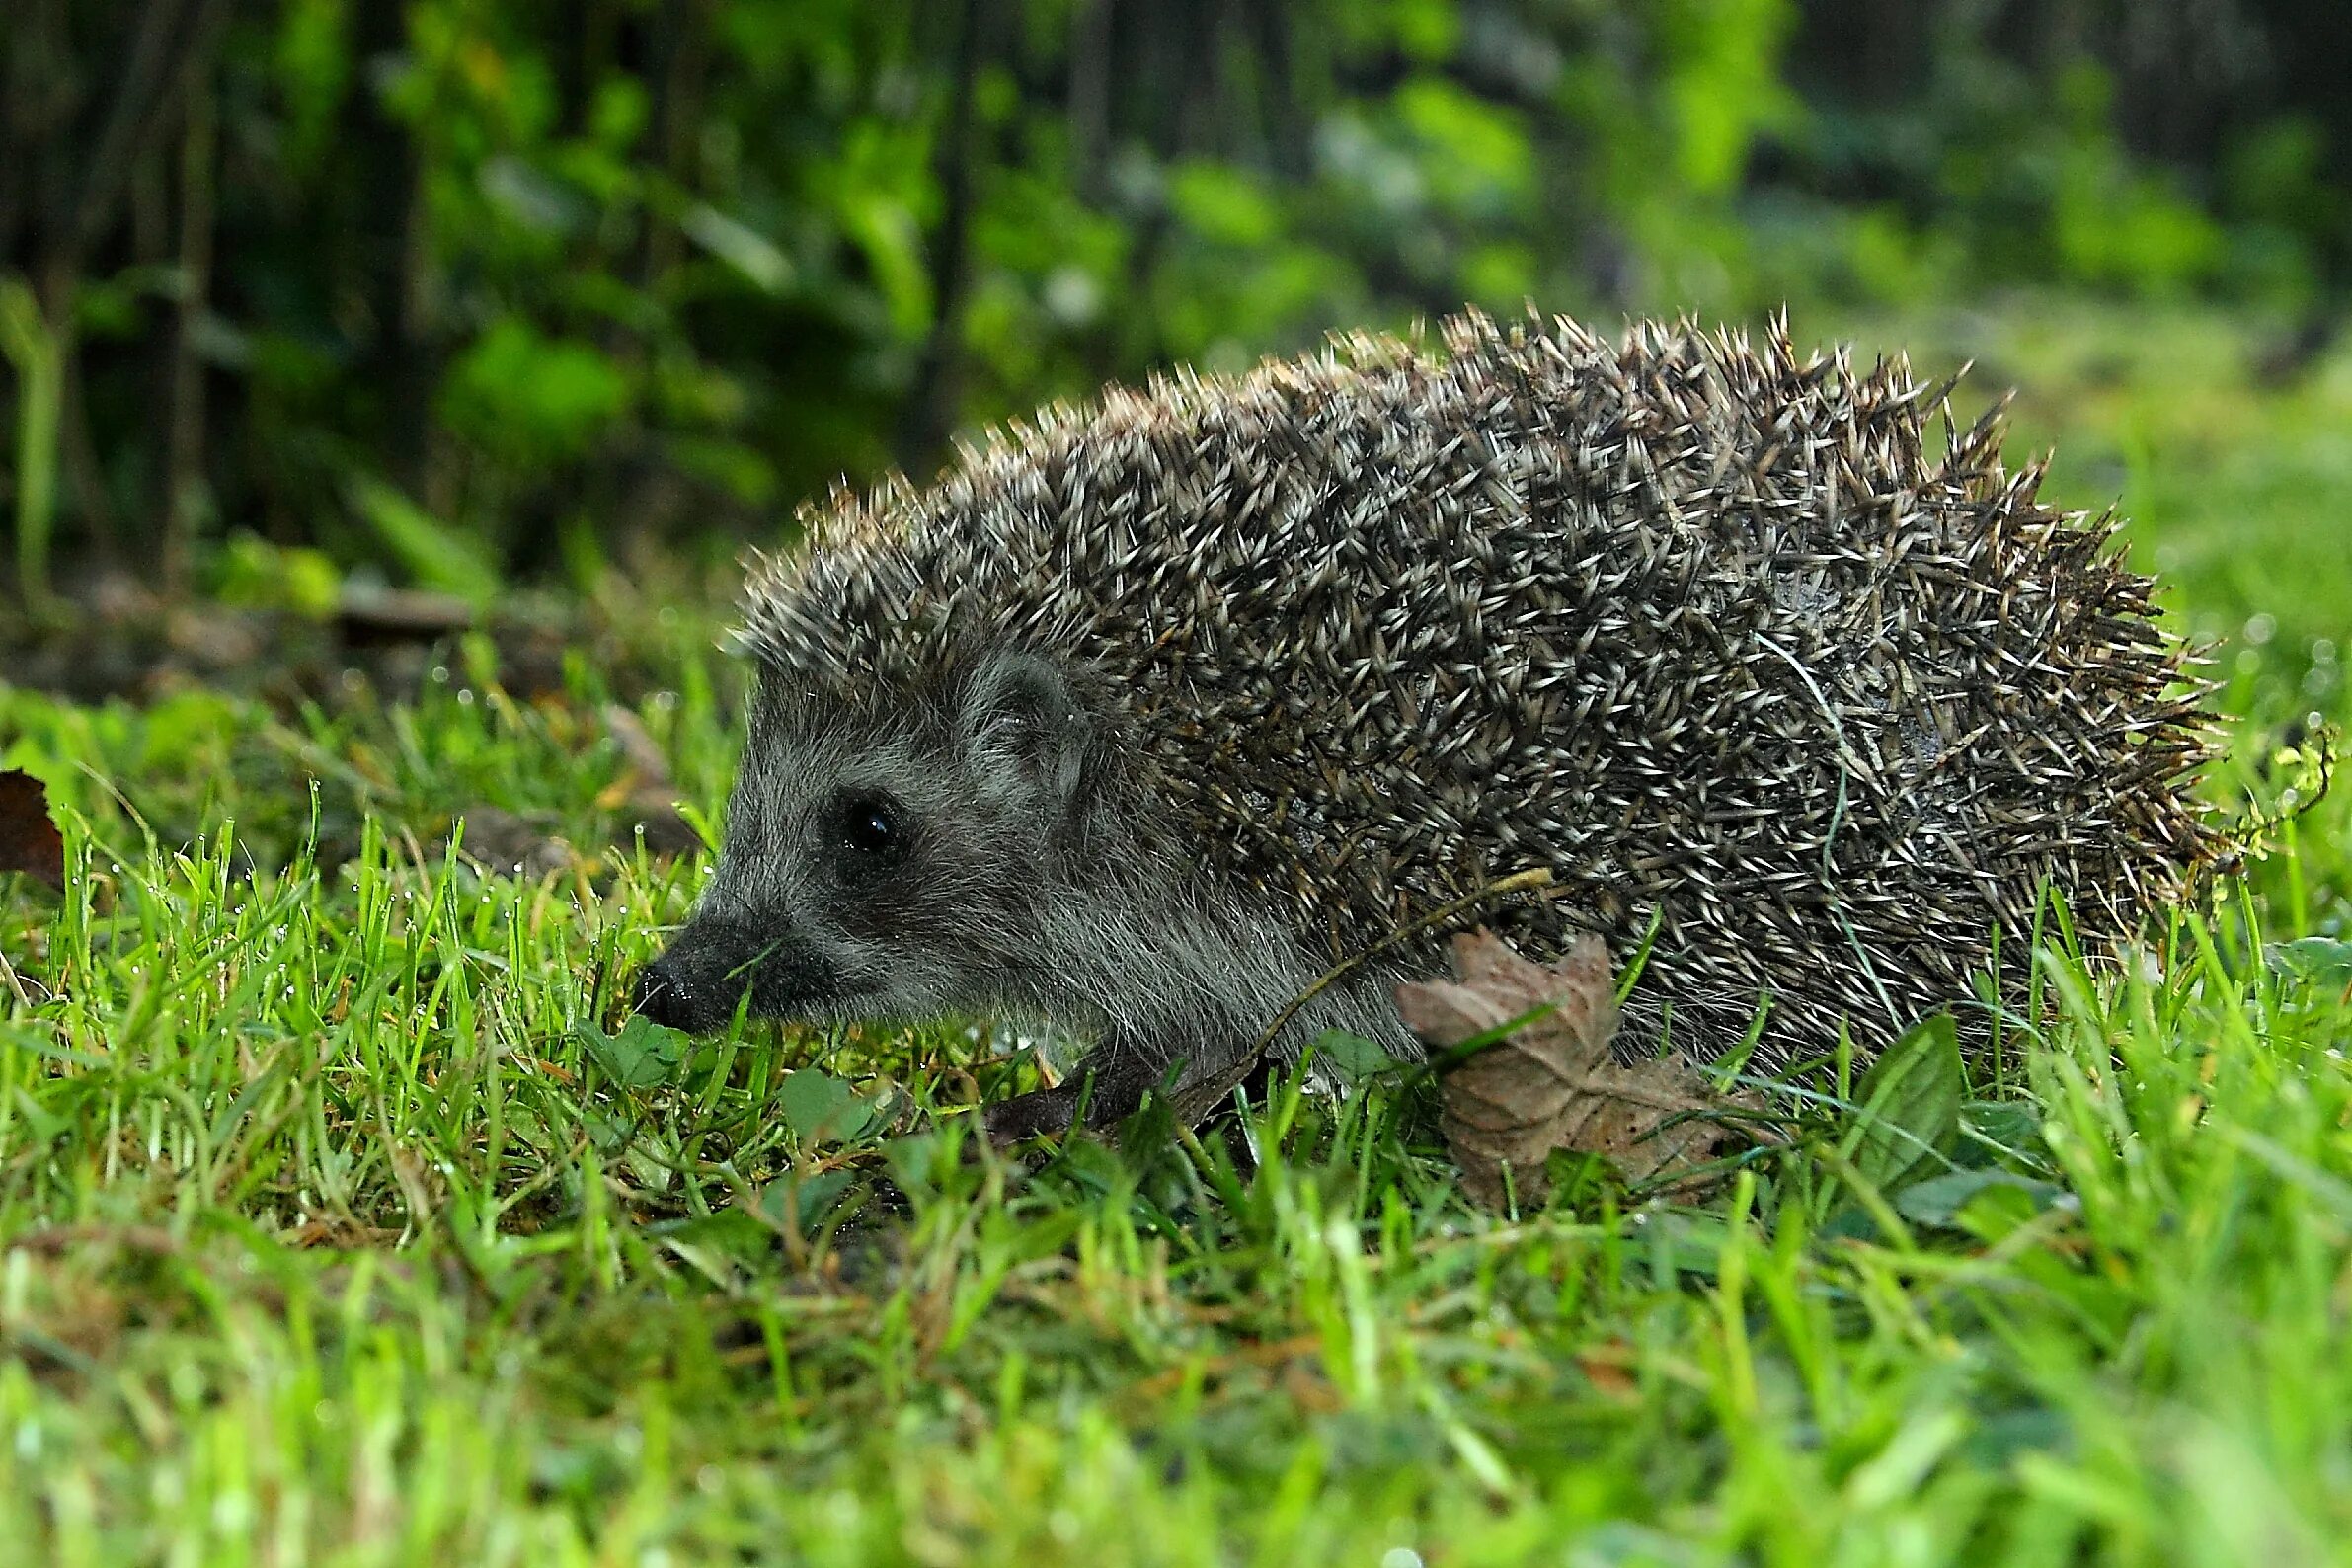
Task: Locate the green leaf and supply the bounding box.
[778,1067,878,1146]
[347,477,501,605]
[1166,161,1282,248]
[839,193,929,338]
[1958,1099,2045,1169]
[1310,1030,1401,1089]
[758,1167,858,1235]
[2269,937,2352,988]
[1952,1181,2071,1246]
[214,531,343,617]
[681,203,795,293]
[653,1209,779,1264]
[437,317,631,469]
[1895,1168,2065,1228]
[884,1132,950,1198]
[1394,77,1534,209]
[574,1014,689,1091]
[1840,1013,1964,1193]
[11,1086,69,1144]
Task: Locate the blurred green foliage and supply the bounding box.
[1,0,2346,593]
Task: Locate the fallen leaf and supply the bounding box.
[1574,1343,1640,1403]
[1397,928,1755,1210]
[0,771,65,889]
[164,605,271,668]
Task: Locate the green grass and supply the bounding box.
[1,301,2349,1565]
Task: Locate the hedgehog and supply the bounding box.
[633,312,2218,1140]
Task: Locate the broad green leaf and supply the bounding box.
[1166,161,1282,248]
[575,1014,688,1091]
[652,1210,776,1272]
[1895,1168,2066,1228]
[1958,1099,2046,1169]
[1840,1013,1964,1194]
[778,1067,878,1145]
[214,532,343,617]
[884,1132,950,1198]
[436,318,631,470]
[1310,1030,1401,1089]
[1952,1181,2075,1247]
[2269,937,2352,988]
[758,1167,857,1235]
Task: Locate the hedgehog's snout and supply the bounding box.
[634,916,776,1032]
[631,954,709,1031]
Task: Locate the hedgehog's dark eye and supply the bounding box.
[832,791,904,865]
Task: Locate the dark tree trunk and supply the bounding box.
[351,0,434,500]
[164,52,217,591]
[898,0,1003,475]
[644,0,713,287]
[1067,0,1113,202]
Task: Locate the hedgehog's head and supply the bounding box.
[633,649,1116,1034]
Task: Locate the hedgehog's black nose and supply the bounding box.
[632,957,698,1030]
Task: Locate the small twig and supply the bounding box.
[0,947,39,1007]
[1256,868,1556,1058]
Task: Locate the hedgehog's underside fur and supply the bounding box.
[728,312,2216,1101]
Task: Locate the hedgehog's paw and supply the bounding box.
[981,1083,1082,1145]
[981,1047,1169,1145]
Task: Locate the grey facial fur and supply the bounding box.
[635,649,1417,1127]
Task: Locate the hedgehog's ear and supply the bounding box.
[956,651,1090,811]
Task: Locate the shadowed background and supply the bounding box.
[4,0,2348,608]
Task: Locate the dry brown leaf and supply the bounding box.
[0,770,66,889]
[1398,928,1753,1210]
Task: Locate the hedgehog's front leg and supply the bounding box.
[980,1084,1082,1142]
[980,1018,1272,1144]
[980,891,1362,1143]
[980,1040,1172,1144]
